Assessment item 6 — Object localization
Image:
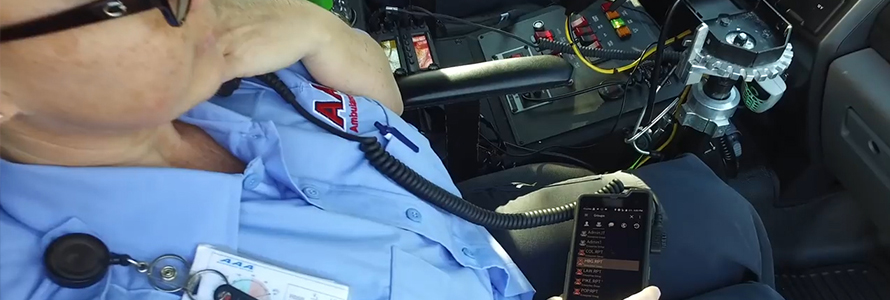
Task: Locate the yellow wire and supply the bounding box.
[635,124,676,168]
[564,15,691,74]
[633,86,691,169]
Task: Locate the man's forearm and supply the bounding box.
[301,26,404,114]
[278,6,404,114]
[213,0,403,114]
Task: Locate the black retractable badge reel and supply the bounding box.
[45,233,259,300]
[44,233,190,292]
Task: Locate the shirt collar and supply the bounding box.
[182,102,301,196]
[0,101,261,261]
[180,101,253,133]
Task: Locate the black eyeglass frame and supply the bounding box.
[0,0,190,43]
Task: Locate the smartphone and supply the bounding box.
[564,191,655,300]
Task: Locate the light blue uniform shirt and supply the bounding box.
[0,63,534,300]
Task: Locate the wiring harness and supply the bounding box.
[536,39,685,63]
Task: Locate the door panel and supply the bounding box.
[870,3,890,61]
[822,48,890,245]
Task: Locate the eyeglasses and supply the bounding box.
[0,0,190,43]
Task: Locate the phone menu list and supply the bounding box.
[569,207,645,299]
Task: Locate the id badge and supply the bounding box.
[181,245,349,300]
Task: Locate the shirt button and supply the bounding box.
[243,174,261,190]
[461,247,476,258]
[302,186,320,198]
[405,208,422,223]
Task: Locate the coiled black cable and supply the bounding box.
[716,135,739,178]
[537,39,685,62]
[255,73,626,230]
[643,0,683,125]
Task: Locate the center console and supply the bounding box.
[476,5,684,146]
[363,3,685,149]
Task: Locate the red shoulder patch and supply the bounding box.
[310,84,359,133]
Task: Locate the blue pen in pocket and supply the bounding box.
[374,122,419,153]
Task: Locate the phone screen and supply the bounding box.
[565,193,652,300]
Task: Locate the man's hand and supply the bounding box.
[212,0,403,114]
[212,0,313,79]
[548,286,662,300]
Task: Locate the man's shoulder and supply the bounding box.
[201,63,394,136]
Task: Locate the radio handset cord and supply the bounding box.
[255,74,665,240]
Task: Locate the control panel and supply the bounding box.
[371,14,440,75]
[478,3,682,145]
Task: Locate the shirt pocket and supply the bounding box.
[390,248,453,300]
[379,121,461,196]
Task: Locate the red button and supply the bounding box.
[574,26,594,37]
[579,34,597,47]
[571,16,589,29]
[534,30,554,41]
[601,2,613,11]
